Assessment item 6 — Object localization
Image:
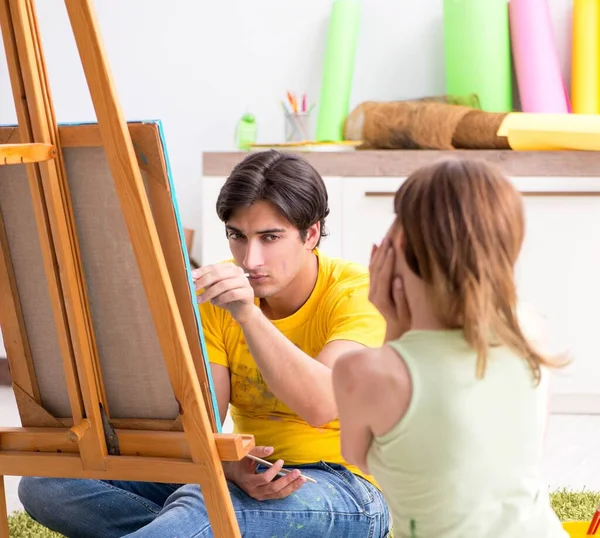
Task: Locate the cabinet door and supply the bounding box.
[200,177,343,265]
[341,176,600,411]
[320,177,343,259]
[341,177,404,267]
[514,179,600,413]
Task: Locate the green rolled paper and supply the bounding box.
[443,0,513,112]
[316,0,361,142]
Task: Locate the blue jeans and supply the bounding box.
[18,462,391,537]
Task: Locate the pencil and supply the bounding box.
[245,453,317,484]
[587,501,600,534]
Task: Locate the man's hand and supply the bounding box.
[193,263,257,324]
[368,236,411,341]
[224,446,306,501]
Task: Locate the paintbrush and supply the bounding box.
[245,453,317,484]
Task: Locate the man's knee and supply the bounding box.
[164,482,207,508]
[18,477,61,513]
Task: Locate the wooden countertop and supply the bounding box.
[203,150,600,177]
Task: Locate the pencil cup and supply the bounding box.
[284,112,312,142]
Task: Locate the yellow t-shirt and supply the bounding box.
[200,249,386,485]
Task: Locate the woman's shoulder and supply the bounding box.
[333,344,412,426]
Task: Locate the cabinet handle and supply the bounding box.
[364,192,395,197]
[520,191,600,197]
[364,191,600,197]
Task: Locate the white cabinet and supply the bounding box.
[319,177,344,259]
[337,175,600,413]
[201,172,600,413]
[339,177,403,267]
[515,186,600,413]
[200,176,343,265]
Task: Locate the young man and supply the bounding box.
[18,150,391,537]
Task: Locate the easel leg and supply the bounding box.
[0,475,9,538]
[201,469,240,538]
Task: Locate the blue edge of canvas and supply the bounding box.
[2,119,222,433]
[152,119,222,433]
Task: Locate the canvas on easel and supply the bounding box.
[0,1,254,537]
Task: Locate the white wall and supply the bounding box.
[0,0,573,257]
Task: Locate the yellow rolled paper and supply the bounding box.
[498,112,600,150]
[506,128,600,150]
[572,0,600,114]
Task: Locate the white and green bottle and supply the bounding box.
[235,113,257,151]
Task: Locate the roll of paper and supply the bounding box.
[443,0,513,113]
[498,112,600,150]
[315,0,361,142]
[572,0,600,114]
[506,128,600,150]
[509,0,570,113]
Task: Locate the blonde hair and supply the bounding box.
[394,158,560,383]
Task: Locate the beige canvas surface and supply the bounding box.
[0,146,181,421]
[0,165,71,417]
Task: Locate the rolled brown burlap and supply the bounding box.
[452,110,510,149]
[345,101,472,149]
[344,100,510,150]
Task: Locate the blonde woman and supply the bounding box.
[332,159,567,538]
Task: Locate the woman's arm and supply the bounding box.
[333,344,412,475]
[332,349,379,474]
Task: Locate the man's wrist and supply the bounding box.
[236,303,262,328]
[222,461,235,482]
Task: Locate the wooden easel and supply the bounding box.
[0,1,253,537]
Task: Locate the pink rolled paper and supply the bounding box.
[509,0,571,113]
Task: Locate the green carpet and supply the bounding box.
[551,488,600,523]
[6,489,600,537]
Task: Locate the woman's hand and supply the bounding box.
[368,236,411,341]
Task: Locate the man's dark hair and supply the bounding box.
[216,150,329,246]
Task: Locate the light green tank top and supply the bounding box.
[366,330,567,538]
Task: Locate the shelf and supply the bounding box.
[202,149,600,178]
